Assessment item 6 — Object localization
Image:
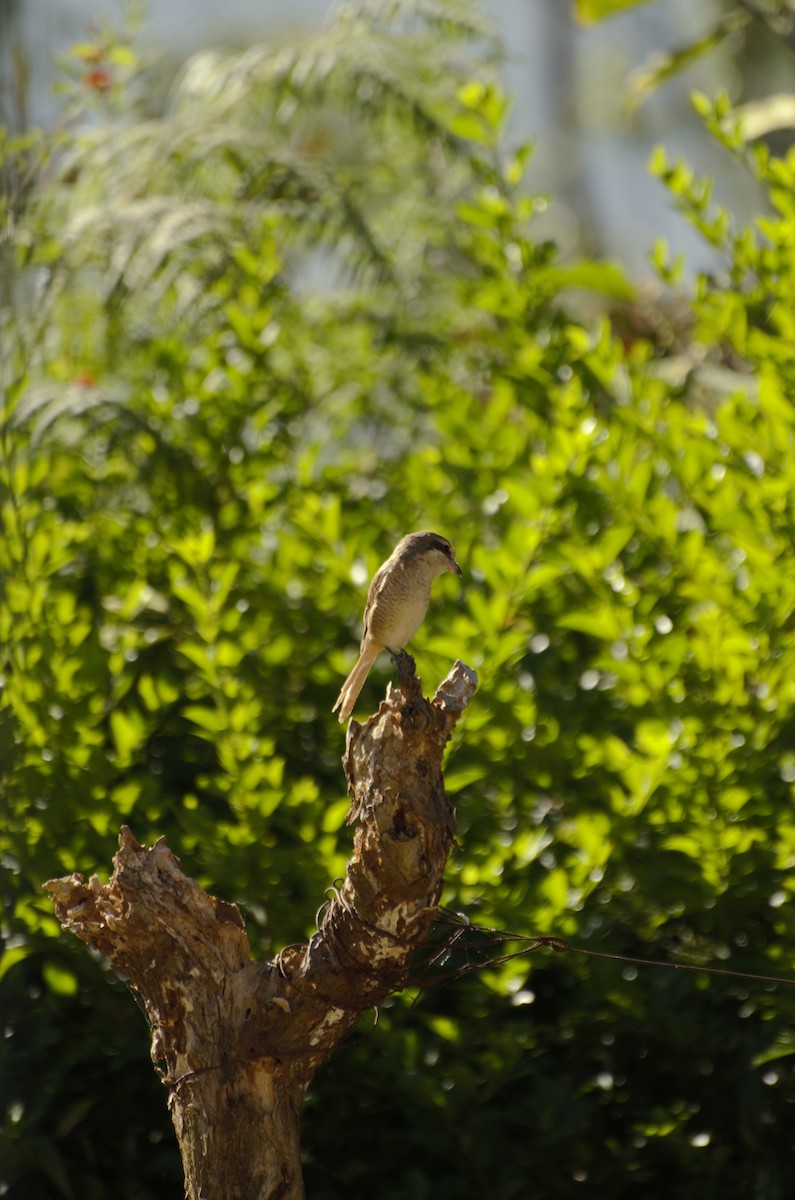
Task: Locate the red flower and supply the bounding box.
[84,68,111,93]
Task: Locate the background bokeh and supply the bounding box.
[2,2,795,1198]
[2,0,790,269]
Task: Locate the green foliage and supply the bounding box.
[580,1,795,116]
[627,9,751,111]
[573,0,651,23]
[3,2,795,1198]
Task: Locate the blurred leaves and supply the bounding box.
[3,1,795,1198]
[627,9,751,111]
[573,0,651,23]
[733,92,795,140]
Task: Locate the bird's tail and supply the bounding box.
[332,644,381,723]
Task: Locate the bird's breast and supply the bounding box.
[368,582,432,651]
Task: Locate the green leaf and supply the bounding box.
[557,609,627,640]
[537,260,635,301]
[109,708,147,761]
[42,961,79,996]
[574,0,650,23]
[184,704,227,734]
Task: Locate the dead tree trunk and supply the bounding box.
[44,656,477,1200]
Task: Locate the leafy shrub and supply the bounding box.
[2,4,795,1198]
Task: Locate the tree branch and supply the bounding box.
[44,655,477,1200]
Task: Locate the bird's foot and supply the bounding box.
[389,649,423,710]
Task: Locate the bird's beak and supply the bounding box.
[450,558,462,577]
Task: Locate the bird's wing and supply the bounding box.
[360,561,394,646]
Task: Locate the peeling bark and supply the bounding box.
[45,656,477,1200]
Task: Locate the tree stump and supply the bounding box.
[44,657,477,1200]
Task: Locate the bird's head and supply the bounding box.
[407,531,462,578]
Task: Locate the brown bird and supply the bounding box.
[332,531,462,723]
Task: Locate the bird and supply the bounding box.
[332,531,462,723]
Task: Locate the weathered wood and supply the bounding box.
[44,657,477,1200]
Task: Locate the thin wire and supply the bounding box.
[568,944,795,989]
[409,912,795,992]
